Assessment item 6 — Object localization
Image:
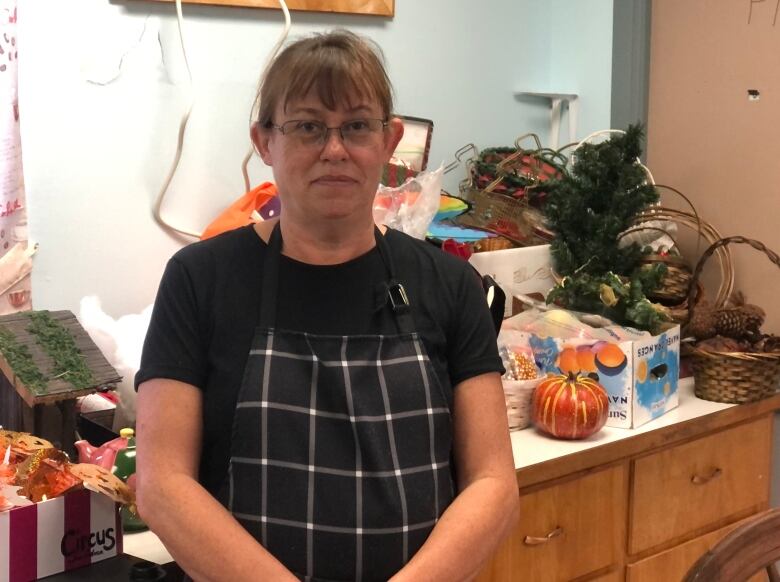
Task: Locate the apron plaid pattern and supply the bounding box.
[224,226,454,581]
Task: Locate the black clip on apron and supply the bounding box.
[225,224,454,581]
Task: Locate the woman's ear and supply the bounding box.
[251,123,273,166]
[384,117,405,160]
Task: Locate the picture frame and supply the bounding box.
[138,0,394,17]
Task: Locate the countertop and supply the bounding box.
[123,376,779,563]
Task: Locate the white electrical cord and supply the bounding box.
[152,0,291,239]
[243,0,291,192]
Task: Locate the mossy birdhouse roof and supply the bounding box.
[0,310,122,406]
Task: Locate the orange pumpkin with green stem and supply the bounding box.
[532,373,610,439]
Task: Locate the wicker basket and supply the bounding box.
[445,135,565,247]
[628,205,735,324]
[686,236,780,404]
[622,223,694,305]
[503,377,542,431]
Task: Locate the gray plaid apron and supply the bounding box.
[224,224,455,581]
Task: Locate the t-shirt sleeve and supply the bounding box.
[446,265,505,387]
[135,257,209,390]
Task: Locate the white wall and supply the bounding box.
[18,0,613,319]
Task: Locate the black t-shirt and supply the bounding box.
[136,225,503,495]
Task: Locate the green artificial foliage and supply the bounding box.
[26,311,95,390]
[543,124,670,332]
[0,326,48,393]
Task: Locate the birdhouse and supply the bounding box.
[0,310,121,456]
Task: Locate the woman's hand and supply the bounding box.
[390,372,519,582]
[136,379,298,582]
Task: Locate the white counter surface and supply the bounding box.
[124,529,174,564]
[511,376,733,470]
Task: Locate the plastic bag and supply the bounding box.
[502,305,651,342]
[201,182,278,240]
[373,164,443,239]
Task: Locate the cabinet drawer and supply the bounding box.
[477,465,626,582]
[585,569,623,582]
[627,514,768,582]
[629,417,771,554]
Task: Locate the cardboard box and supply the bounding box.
[469,244,555,318]
[527,325,681,428]
[0,489,122,582]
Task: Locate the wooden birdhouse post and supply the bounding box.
[0,310,121,456]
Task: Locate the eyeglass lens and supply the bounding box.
[280,119,385,146]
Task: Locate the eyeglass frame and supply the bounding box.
[264,118,389,147]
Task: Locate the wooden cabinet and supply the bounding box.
[476,466,626,582]
[629,417,771,554]
[478,391,780,582]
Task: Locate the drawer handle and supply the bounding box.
[523,527,564,546]
[691,467,723,485]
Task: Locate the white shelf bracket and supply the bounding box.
[515,92,579,150]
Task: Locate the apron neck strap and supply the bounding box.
[259,223,415,334]
[259,223,283,330]
[374,228,415,335]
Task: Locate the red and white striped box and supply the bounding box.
[0,489,123,582]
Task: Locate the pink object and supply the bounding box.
[0,488,122,581]
[73,435,129,470]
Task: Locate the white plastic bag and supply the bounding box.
[373,164,443,239]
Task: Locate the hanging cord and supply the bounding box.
[86,15,153,86]
[242,0,291,192]
[152,0,291,238]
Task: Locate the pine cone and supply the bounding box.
[687,306,717,340]
[713,304,765,341]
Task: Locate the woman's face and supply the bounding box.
[253,91,403,226]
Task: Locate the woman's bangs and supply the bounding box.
[283,56,377,115]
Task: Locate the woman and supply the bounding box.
[136,30,518,581]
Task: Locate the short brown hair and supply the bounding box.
[253,30,394,128]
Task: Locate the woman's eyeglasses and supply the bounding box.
[268,118,388,147]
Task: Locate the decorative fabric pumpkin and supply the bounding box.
[532,373,610,440]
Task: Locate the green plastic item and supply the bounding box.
[113,428,148,532]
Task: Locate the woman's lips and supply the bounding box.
[313,175,358,186]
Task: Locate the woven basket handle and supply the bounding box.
[687,236,780,320]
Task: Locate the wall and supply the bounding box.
[18,0,613,320]
[512,0,613,147]
[647,0,780,332]
[548,0,613,143]
[646,0,780,513]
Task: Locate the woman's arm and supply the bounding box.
[135,379,297,582]
[390,372,519,582]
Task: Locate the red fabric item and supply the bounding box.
[441,239,472,261]
[201,182,278,240]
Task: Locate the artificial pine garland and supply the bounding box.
[543,124,670,332]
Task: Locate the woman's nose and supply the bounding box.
[319,128,349,160]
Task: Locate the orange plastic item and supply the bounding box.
[201,182,278,240]
[18,450,80,502]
